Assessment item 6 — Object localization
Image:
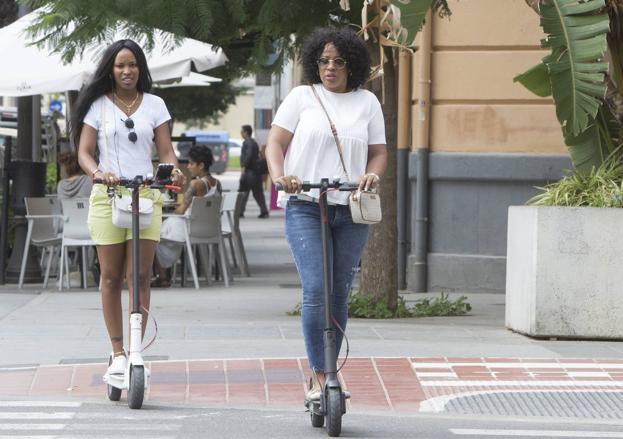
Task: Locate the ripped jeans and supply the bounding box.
[285,198,369,371]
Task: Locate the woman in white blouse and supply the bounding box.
[72,39,183,381]
[265,28,387,402]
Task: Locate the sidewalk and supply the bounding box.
[1,172,622,418]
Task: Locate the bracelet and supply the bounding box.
[365,172,380,181]
[91,168,100,176]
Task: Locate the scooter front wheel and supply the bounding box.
[127,365,145,409]
[325,388,342,437]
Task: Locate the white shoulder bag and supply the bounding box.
[310,85,382,224]
[101,100,154,229]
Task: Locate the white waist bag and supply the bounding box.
[111,195,154,229]
[310,85,382,225]
[349,189,382,224]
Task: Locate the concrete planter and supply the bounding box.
[506,206,623,339]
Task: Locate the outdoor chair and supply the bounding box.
[18,197,62,289]
[169,194,230,289]
[221,191,250,277]
[58,198,95,290]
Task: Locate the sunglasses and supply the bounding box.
[316,57,347,70]
[122,118,138,143]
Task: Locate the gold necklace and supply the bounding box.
[113,91,139,114]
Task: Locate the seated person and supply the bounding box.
[152,144,222,287]
[57,151,93,200]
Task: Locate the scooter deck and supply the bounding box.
[103,366,151,391]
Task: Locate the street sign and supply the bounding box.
[48,99,62,113]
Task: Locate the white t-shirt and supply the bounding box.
[272,84,386,206]
[83,93,171,179]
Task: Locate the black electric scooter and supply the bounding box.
[277,177,359,437]
[96,169,180,409]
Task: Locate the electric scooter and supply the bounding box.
[96,172,180,409]
[277,177,359,437]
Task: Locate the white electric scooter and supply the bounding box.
[98,170,179,409]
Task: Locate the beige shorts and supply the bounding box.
[87,184,163,245]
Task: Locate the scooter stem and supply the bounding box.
[319,178,339,387]
[131,184,141,315]
[129,312,143,355]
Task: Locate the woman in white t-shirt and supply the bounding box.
[71,39,184,381]
[265,28,387,402]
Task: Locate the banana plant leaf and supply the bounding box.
[393,0,436,46]
[513,61,552,97]
[564,104,622,173]
[539,0,610,137]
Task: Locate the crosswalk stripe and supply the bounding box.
[0,413,75,419]
[421,380,622,387]
[0,402,81,408]
[64,424,181,431]
[450,429,623,437]
[0,437,176,439]
[0,436,57,439]
[0,424,66,430]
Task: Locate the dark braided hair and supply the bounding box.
[301,27,370,90]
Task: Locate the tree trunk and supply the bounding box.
[0,0,18,27]
[360,45,398,311]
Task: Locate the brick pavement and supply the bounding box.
[2,356,622,414]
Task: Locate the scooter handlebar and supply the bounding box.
[93,177,181,192]
[274,180,359,192]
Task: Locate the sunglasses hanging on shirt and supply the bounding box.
[122,118,138,143]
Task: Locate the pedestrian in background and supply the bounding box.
[71,39,184,382]
[265,27,387,402]
[238,124,269,218]
[56,150,93,200]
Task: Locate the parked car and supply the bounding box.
[176,130,229,174]
[228,138,243,158]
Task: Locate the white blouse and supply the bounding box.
[272,84,386,206]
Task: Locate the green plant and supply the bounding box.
[46,163,57,194]
[286,302,302,316]
[348,293,414,318]
[286,292,472,319]
[228,155,240,171]
[529,157,623,206]
[516,0,623,173]
[411,292,472,317]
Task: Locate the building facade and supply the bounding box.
[406,0,571,294]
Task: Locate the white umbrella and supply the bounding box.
[0,9,228,97]
[155,72,222,89]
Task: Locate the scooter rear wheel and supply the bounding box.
[325,388,342,437]
[310,402,324,428]
[106,356,121,401]
[127,365,145,409]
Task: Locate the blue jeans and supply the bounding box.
[285,199,369,371]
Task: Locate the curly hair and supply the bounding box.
[301,27,370,90]
[188,144,214,170]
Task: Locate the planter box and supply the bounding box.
[506,206,623,339]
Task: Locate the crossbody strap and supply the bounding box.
[310,85,351,181]
[100,98,110,175]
